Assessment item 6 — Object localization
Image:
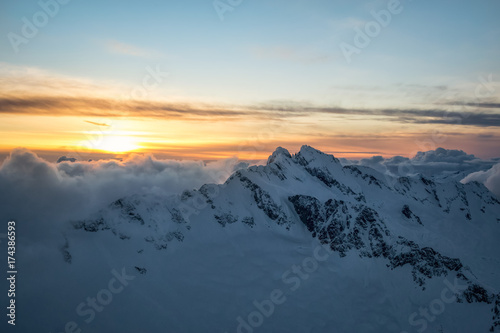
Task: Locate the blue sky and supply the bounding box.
[2,0,499,103]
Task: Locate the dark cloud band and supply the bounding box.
[1,95,500,127]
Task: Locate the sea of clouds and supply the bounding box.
[0,148,247,240]
[0,147,498,242]
[340,147,500,198]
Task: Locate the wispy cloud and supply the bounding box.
[1,64,499,127]
[1,94,500,127]
[328,17,367,31]
[250,45,336,64]
[247,102,500,127]
[0,62,124,98]
[84,120,111,126]
[0,95,251,119]
[443,102,500,109]
[104,40,164,59]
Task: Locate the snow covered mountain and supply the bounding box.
[11,146,500,333]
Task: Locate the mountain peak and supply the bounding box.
[267,146,291,165]
[295,145,340,166]
[299,145,322,154]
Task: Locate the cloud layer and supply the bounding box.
[104,40,164,59]
[340,147,498,182]
[0,149,247,239]
[1,146,498,246]
[1,64,499,126]
[462,163,500,198]
[1,94,500,126]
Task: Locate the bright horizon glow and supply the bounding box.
[90,135,141,154]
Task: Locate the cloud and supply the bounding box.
[85,120,111,126]
[302,106,500,127]
[402,84,448,91]
[250,103,500,127]
[1,147,498,247]
[0,149,247,240]
[0,62,121,98]
[0,95,253,120]
[1,63,499,127]
[328,17,367,31]
[461,163,500,198]
[444,102,500,109]
[250,45,335,64]
[342,147,498,181]
[2,93,500,127]
[56,156,77,163]
[412,147,476,164]
[104,40,163,59]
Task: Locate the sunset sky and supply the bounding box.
[1,0,499,161]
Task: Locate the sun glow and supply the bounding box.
[96,135,140,153]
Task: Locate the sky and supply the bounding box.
[0,0,499,161]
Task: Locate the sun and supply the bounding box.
[98,135,140,153]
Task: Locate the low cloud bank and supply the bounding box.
[1,147,498,241]
[0,148,247,238]
[461,163,500,198]
[340,147,498,182]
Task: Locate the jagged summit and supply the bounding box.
[296,144,339,161]
[279,145,342,171]
[267,145,341,167]
[266,146,292,165]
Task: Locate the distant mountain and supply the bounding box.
[14,146,500,332]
